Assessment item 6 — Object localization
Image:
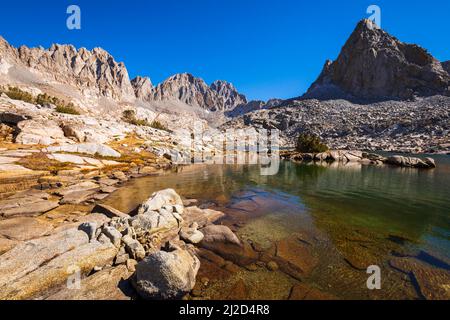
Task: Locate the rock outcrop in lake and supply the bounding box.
[281,149,437,169]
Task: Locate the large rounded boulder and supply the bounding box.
[133,248,200,300]
[138,188,183,213]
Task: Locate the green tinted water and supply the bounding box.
[105,155,450,299]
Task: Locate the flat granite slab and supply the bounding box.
[0,198,60,218]
[0,156,21,164]
[46,265,132,300]
[0,164,47,181]
[0,217,54,241]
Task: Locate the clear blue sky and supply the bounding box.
[0,0,449,101]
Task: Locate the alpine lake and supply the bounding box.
[104,154,450,300]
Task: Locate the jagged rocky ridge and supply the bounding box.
[134,73,248,112]
[305,19,450,101]
[225,98,283,117]
[131,76,153,100]
[0,36,136,102]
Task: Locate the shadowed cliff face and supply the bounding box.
[442,61,450,75]
[305,19,450,101]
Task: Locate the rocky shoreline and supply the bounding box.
[0,186,232,300]
[280,149,437,169]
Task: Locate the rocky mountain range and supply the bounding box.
[0,36,254,118]
[304,19,450,101]
[135,73,247,112]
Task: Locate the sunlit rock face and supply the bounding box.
[143,73,247,112]
[0,36,136,101]
[305,19,450,101]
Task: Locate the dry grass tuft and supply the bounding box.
[17,152,74,174]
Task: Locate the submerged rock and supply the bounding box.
[389,257,450,300]
[201,225,241,246]
[273,236,319,280]
[183,206,225,227]
[180,223,204,244]
[267,261,279,271]
[288,283,337,300]
[412,266,450,300]
[198,224,258,268]
[226,280,249,300]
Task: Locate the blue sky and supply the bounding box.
[0,0,449,101]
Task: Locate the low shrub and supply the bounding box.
[55,103,80,115]
[150,120,170,132]
[3,86,34,104]
[295,133,329,153]
[1,86,80,115]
